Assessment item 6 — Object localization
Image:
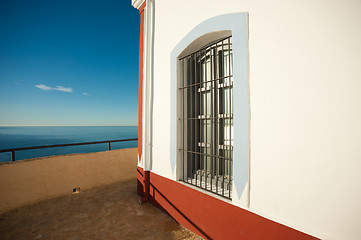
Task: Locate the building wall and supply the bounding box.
[148,0,361,239]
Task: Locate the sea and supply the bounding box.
[0,126,138,162]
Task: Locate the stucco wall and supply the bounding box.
[149,0,361,239]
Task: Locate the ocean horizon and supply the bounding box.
[0,126,138,162]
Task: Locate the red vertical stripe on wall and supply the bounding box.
[137,3,145,162]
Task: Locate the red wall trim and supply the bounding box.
[139,2,146,13]
[137,3,145,162]
[137,166,145,197]
[136,167,319,240]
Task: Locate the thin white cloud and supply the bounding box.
[35,84,53,91]
[35,84,73,93]
[54,86,73,92]
[82,92,90,96]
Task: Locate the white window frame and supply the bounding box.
[170,13,250,206]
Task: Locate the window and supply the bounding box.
[178,36,233,199]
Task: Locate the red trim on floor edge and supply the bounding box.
[136,167,319,240]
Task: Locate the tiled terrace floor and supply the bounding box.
[0,179,202,240]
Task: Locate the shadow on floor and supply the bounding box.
[0,180,202,240]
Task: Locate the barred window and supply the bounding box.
[178,36,233,199]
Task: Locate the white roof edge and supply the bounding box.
[132,0,146,9]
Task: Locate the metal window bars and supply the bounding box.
[178,36,233,199]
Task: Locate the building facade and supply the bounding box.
[132,0,361,239]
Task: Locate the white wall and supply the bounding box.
[149,0,361,239]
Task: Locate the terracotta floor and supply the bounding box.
[0,180,202,240]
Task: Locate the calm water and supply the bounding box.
[0,126,138,162]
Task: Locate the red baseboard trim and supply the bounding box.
[137,167,318,240]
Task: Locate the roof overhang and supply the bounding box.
[132,0,146,9]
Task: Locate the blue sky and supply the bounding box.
[0,0,140,126]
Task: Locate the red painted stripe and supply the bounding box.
[137,166,145,197]
[139,171,319,240]
[137,3,145,162]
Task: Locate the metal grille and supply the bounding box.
[178,36,233,199]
